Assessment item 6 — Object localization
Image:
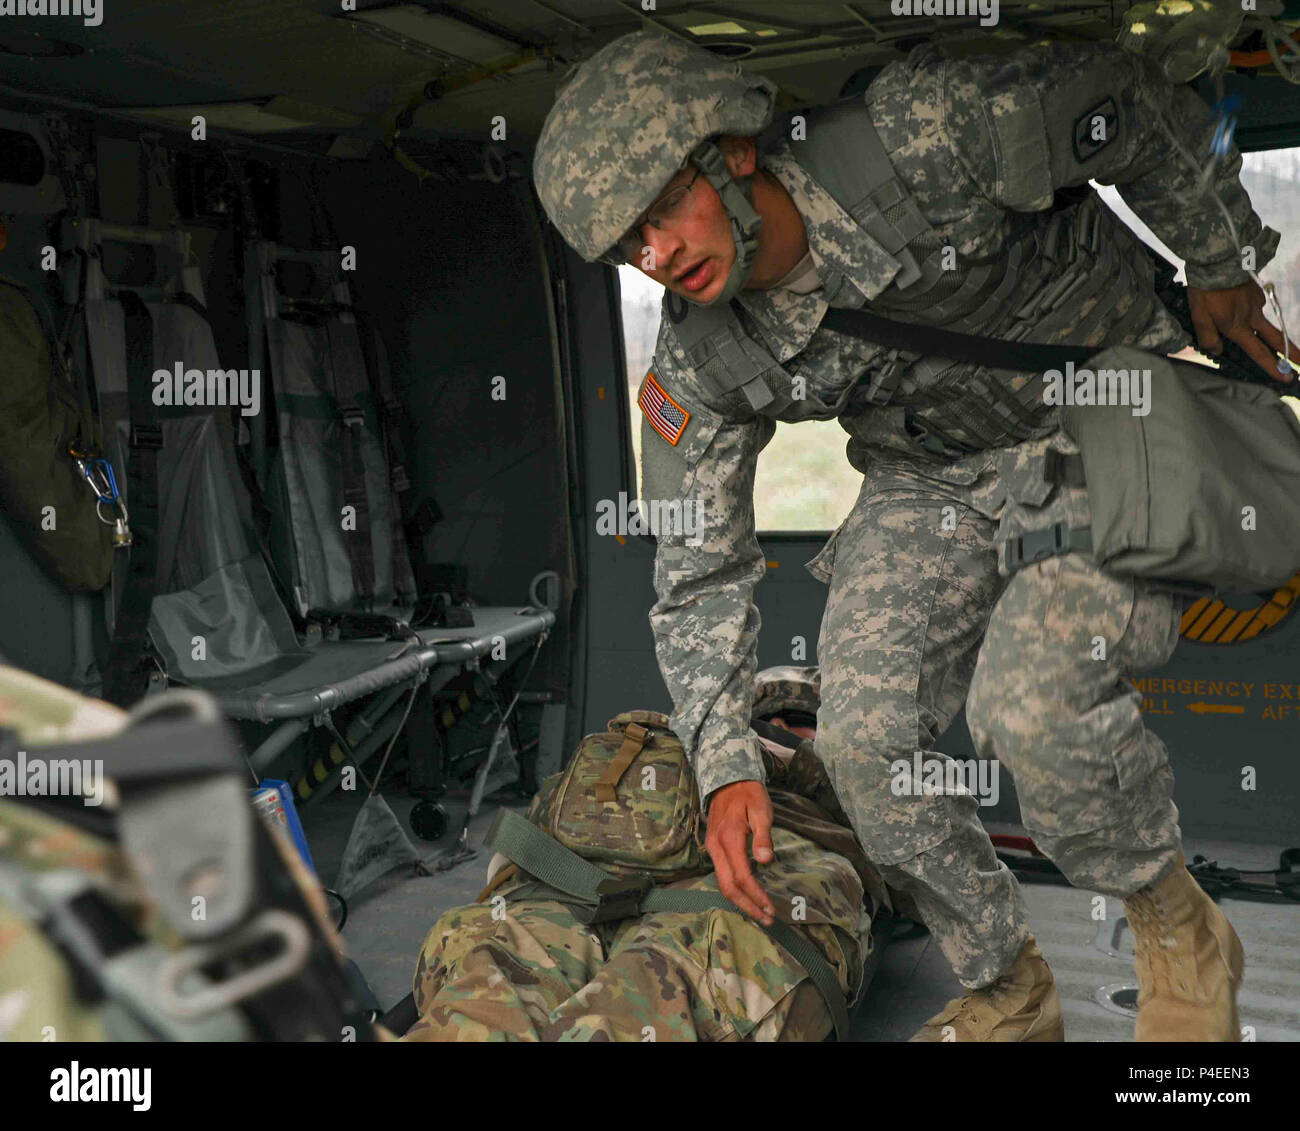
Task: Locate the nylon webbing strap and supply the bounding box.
[593,723,647,803]
[794,101,925,288]
[4,715,244,787]
[1002,452,1093,573]
[103,291,162,707]
[1005,523,1094,574]
[323,316,376,601]
[485,808,851,1040]
[822,306,1103,373]
[355,316,417,601]
[167,291,210,321]
[487,806,610,903]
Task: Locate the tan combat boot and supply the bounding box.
[910,936,1063,1042]
[1123,851,1245,1042]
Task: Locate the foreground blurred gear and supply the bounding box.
[532,31,777,303]
[1123,849,1245,1041]
[908,936,1063,1042]
[0,666,382,1041]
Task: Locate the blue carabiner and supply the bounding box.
[76,455,120,504]
[96,458,121,504]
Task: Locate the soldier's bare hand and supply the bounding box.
[1188,281,1299,381]
[705,779,776,926]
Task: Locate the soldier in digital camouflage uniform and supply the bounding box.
[531,28,1293,1041]
[404,672,875,1043]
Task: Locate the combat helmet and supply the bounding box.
[533,31,778,306]
[752,665,821,725]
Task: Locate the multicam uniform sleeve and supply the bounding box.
[638,332,777,805]
[939,39,1279,290]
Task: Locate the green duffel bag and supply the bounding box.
[1060,345,1300,593]
[529,710,709,883]
[0,278,113,591]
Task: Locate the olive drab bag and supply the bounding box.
[0,278,113,591]
[530,711,708,882]
[1061,346,1300,593]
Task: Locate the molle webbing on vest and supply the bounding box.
[666,99,1165,454]
[886,197,1159,453]
[698,323,782,412]
[593,722,648,802]
[885,221,1037,331]
[788,102,926,289]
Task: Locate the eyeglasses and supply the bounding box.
[611,166,702,265]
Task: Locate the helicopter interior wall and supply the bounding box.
[312,164,572,620]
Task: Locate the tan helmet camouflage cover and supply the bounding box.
[752,665,821,722]
[532,31,778,262]
[1117,0,1246,83]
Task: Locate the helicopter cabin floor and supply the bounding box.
[303,790,1300,1042]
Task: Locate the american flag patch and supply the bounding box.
[638,371,690,446]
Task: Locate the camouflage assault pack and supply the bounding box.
[511,693,888,912]
[532,710,708,882]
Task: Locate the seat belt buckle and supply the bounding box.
[577,874,653,925]
[130,423,163,450]
[1006,523,1068,573]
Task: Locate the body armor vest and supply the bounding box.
[666,98,1166,454]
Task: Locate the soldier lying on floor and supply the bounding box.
[403,667,890,1042]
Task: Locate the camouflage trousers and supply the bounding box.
[403,827,870,1041]
[808,430,1183,988]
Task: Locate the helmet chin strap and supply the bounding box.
[688,140,762,306]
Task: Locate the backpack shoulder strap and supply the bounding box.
[794,99,927,288]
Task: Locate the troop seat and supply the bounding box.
[195,605,555,722]
[246,239,419,624]
[68,219,553,778]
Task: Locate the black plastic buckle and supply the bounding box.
[341,407,365,430]
[573,875,652,925]
[1006,523,1067,573]
[130,423,163,450]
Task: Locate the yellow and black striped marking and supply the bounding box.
[1180,571,1300,644]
